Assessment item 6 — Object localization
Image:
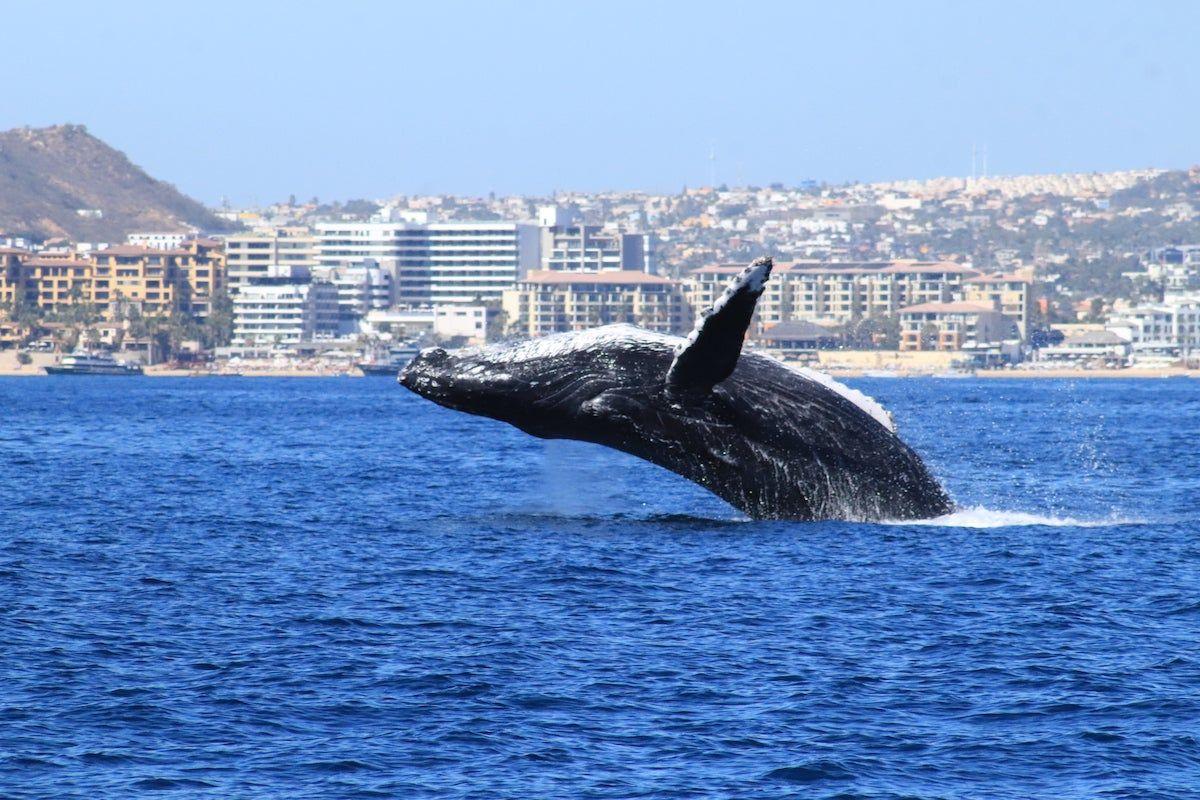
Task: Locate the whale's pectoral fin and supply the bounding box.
[666,256,773,394]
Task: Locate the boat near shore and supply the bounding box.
[357,341,421,377]
[45,352,144,376]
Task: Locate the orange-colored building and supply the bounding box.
[5,241,226,318]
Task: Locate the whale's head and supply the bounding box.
[399,325,673,438]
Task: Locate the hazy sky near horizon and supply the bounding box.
[3,0,1196,205]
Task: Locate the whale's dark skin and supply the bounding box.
[400,257,953,521]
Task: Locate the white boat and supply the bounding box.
[357,342,421,376]
[45,352,144,376]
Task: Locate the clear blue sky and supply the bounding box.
[2,0,1196,205]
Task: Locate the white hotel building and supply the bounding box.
[314,221,539,307]
[231,281,339,347]
[225,227,318,295]
[1106,301,1200,360]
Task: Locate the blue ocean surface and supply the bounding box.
[1,376,1198,798]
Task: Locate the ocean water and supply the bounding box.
[2,376,1198,798]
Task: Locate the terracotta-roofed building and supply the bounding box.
[898,301,1017,351]
[503,270,687,337]
[963,270,1034,336]
[89,240,225,317]
[681,259,986,334]
[0,248,30,306]
[22,258,96,308]
[89,246,177,313]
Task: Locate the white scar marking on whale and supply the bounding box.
[787,364,897,434]
[465,323,898,435]
[673,259,772,359]
[483,325,679,365]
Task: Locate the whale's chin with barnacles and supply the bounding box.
[400,257,953,521]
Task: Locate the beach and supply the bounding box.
[3,350,1196,379]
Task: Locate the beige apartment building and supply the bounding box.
[23,257,98,307]
[225,227,316,294]
[898,301,1016,351]
[503,270,687,337]
[962,271,1034,336]
[89,245,178,314]
[0,248,31,306]
[174,239,226,317]
[683,260,995,334]
[0,242,225,318]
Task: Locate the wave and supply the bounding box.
[891,506,1143,528]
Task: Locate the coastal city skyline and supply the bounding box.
[2,117,1198,380]
[3,1,1196,203]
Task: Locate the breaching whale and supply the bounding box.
[399,257,953,521]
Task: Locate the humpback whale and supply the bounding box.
[399,257,953,521]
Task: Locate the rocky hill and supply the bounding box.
[0,124,236,242]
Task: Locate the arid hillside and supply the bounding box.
[0,124,235,242]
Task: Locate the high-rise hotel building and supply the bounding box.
[225,227,318,295]
[314,221,539,307]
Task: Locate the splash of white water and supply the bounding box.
[889,506,1143,528]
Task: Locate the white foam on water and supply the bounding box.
[887,506,1144,528]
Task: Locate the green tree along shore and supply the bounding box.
[2,286,234,357]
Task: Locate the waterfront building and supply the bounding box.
[963,271,1034,337]
[898,301,1015,351]
[231,281,338,346]
[0,319,29,348]
[752,320,843,358]
[361,308,436,339]
[434,305,494,344]
[22,257,98,308]
[1105,302,1200,361]
[502,270,687,338]
[315,221,540,307]
[89,246,176,315]
[173,239,226,318]
[0,247,32,306]
[682,260,985,333]
[225,227,317,295]
[85,243,225,319]
[1037,331,1131,364]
